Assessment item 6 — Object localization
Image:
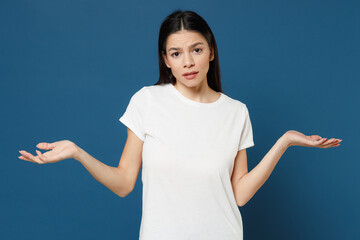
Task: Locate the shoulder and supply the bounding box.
[130,84,161,98]
[143,84,168,93]
[135,84,167,96]
[139,84,170,102]
[220,92,248,112]
[128,84,167,104]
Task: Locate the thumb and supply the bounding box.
[314,135,323,141]
[36,142,55,150]
[309,135,322,141]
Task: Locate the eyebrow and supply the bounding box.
[167,42,205,52]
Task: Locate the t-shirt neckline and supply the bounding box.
[166,83,225,108]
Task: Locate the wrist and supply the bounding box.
[279,133,292,149]
[73,145,85,162]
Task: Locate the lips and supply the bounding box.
[182,71,199,76]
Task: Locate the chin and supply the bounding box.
[178,80,201,88]
[175,73,207,88]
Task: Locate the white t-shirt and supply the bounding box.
[119,82,254,240]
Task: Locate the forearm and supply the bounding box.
[235,135,290,206]
[74,147,131,197]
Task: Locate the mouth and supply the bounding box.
[182,71,199,80]
[182,71,199,76]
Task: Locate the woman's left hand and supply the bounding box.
[283,130,342,148]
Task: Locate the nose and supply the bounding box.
[183,52,195,68]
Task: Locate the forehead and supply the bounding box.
[166,30,207,49]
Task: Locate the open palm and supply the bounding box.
[18,140,78,164]
[285,130,342,148]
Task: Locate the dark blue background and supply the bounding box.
[1,0,359,239]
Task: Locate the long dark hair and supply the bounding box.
[154,9,222,92]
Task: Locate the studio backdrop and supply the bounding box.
[1,0,359,239]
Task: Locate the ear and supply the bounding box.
[209,48,214,62]
[162,51,171,68]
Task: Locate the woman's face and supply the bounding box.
[162,30,214,88]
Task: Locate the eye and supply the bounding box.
[171,52,180,58]
[194,48,203,54]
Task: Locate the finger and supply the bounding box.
[319,139,341,148]
[36,142,55,150]
[315,135,323,141]
[36,149,54,162]
[323,139,342,148]
[18,151,38,163]
[312,138,328,146]
[310,135,322,140]
[323,142,341,148]
[321,138,338,147]
[35,150,47,162]
[19,150,45,164]
[18,155,36,163]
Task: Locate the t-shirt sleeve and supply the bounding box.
[238,104,255,151]
[119,87,148,141]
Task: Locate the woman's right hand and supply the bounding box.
[18,140,79,164]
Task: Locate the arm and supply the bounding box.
[233,135,289,207]
[18,128,144,198]
[74,128,144,197]
[74,148,131,198]
[233,130,341,207]
[74,128,143,198]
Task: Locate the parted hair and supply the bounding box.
[154,9,222,92]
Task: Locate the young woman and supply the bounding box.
[18,9,342,240]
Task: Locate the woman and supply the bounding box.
[18,9,342,240]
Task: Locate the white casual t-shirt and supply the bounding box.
[119,82,255,240]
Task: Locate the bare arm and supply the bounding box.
[74,147,131,198]
[234,131,342,206]
[74,128,143,198]
[19,128,144,198]
[234,135,289,206]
